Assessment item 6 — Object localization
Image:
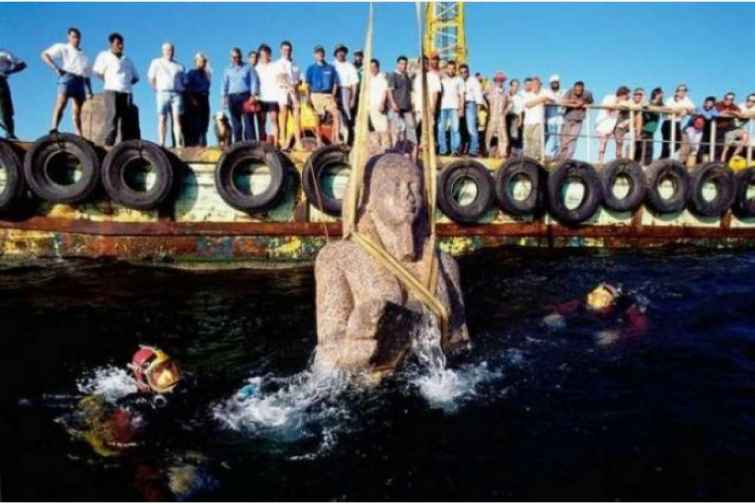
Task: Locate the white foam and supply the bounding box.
[76,365,138,403]
[412,361,501,412]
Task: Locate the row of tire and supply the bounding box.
[1,135,754,226]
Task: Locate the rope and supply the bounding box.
[339,2,449,343]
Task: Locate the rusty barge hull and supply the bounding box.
[2,145,755,266]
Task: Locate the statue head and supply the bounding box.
[359,154,427,262]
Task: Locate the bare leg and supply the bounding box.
[598,135,609,164]
[278,105,289,149]
[172,112,184,148]
[268,111,279,147]
[50,94,68,132]
[291,103,302,148]
[158,114,167,146]
[71,97,84,137]
[733,133,748,158]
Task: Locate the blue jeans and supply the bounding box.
[438,108,460,155]
[545,116,562,157]
[464,101,479,155]
[228,92,254,143]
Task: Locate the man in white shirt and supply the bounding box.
[544,74,565,159]
[661,84,695,159]
[255,44,282,147]
[506,79,525,157]
[92,33,140,146]
[523,76,554,160]
[275,41,302,150]
[332,44,359,144]
[459,63,484,156]
[367,58,390,149]
[0,49,27,139]
[42,27,93,136]
[740,94,755,153]
[437,60,465,156]
[412,55,442,149]
[148,42,186,147]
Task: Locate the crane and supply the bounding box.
[423,2,467,64]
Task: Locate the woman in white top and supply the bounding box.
[255,44,282,147]
[595,86,630,163]
[42,27,93,136]
[660,84,695,159]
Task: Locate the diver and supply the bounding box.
[56,346,218,500]
[542,283,649,345]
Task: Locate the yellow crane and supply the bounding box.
[423,2,467,64]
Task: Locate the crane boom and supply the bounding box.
[423,2,467,64]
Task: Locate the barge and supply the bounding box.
[0,128,754,268]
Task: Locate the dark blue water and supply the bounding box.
[2,249,755,500]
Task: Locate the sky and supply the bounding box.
[2,1,755,161]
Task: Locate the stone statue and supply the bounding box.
[314,153,469,379]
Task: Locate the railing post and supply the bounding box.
[670,114,677,160]
[540,118,545,164]
[629,109,636,161]
[585,107,591,164]
[748,121,753,166]
[710,119,717,163]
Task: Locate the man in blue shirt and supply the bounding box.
[693,96,720,162]
[222,47,260,143]
[305,45,340,147]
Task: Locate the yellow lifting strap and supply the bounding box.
[341,3,449,341]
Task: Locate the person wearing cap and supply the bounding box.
[332,44,358,145]
[458,63,484,156]
[92,33,140,146]
[544,74,565,159]
[660,84,695,159]
[255,43,283,146]
[148,42,186,148]
[716,92,748,163]
[275,40,302,150]
[184,52,212,146]
[558,80,594,162]
[0,49,26,140]
[523,76,553,160]
[387,55,418,150]
[595,86,631,163]
[483,72,510,159]
[437,60,465,156]
[221,47,259,143]
[305,45,340,147]
[42,27,93,136]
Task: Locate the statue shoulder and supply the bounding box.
[315,240,366,270]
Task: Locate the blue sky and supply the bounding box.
[2,2,754,160]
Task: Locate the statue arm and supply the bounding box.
[314,246,353,345]
[439,252,470,351]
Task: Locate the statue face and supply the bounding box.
[370,156,423,226]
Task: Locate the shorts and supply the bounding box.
[278,89,299,109]
[260,101,279,114]
[614,124,630,142]
[369,108,388,133]
[724,128,747,145]
[57,72,86,102]
[310,93,338,115]
[156,90,183,116]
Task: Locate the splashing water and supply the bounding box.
[76,366,138,403]
[409,311,500,411]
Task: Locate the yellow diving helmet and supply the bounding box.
[728,155,748,172]
[586,283,620,312]
[129,345,181,394]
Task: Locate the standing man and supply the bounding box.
[148,42,186,147]
[506,79,525,157]
[255,44,282,145]
[352,49,364,122]
[459,63,484,156]
[42,27,93,136]
[367,58,390,150]
[387,55,418,149]
[275,41,302,150]
[635,87,664,165]
[222,47,258,143]
[558,80,593,162]
[92,33,140,146]
[0,49,27,139]
[437,60,465,156]
[716,92,747,162]
[661,84,695,159]
[484,72,510,159]
[184,52,212,147]
[332,44,358,144]
[305,45,340,147]
[545,74,565,159]
[412,55,441,150]
[523,76,552,160]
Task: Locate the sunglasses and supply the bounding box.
[676,88,688,92]
[725,96,735,101]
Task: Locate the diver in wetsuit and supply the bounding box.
[543,283,649,345]
[58,346,217,500]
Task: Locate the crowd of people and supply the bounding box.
[1,27,754,165]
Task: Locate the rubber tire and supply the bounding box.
[687,162,736,218]
[601,159,646,212]
[437,159,494,224]
[101,140,173,210]
[0,140,24,212]
[645,160,689,214]
[215,141,287,213]
[302,144,351,217]
[23,133,100,204]
[733,167,755,218]
[494,157,546,216]
[547,160,603,226]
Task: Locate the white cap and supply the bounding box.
[549,74,560,83]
